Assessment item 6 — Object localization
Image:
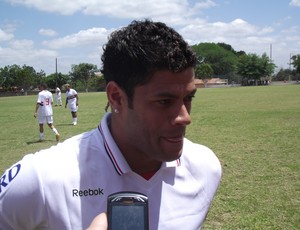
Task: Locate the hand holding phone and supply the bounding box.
[86,213,108,230]
[107,191,149,230]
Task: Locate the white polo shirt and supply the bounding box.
[0,113,222,230]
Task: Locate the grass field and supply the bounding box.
[0,85,299,229]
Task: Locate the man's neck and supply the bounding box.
[109,115,161,176]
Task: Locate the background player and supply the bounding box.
[65,84,79,125]
[55,86,62,106]
[34,83,60,141]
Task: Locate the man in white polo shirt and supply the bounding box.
[0,20,221,230]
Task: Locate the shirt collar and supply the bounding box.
[98,113,181,176]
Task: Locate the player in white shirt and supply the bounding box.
[55,86,62,106]
[33,83,60,141]
[0,20,222,230]
[65,84,79,125]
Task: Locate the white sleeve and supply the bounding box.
[37,93,42,104]
[0,155,47,230]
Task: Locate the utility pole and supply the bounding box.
[269,44,272,63]
[55,57,58,86]
[269,44,272,82]
[289,53,294,82]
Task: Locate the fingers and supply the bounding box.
[86,213,108,230]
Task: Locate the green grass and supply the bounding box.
[190,85,300,230]
[0,85,299,229]
[0,92,108,173]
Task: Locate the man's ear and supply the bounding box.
[106,81,127,112]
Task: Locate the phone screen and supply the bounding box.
[107,192,148,230]
[110,205,145,229]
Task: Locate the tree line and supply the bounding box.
[0,63,105,94]
[1,42,300,94]
[192,42,300,86]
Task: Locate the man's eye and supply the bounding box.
[185,95,195,102]
[158,99,171,105]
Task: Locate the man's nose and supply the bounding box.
[172,104,191,126]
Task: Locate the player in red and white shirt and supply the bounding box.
[65,84,79,125]
[33,83,60,141]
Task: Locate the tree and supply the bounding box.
[0,65,21,89]
[192,42,238,76]
[45,73,70,89]
[195,63,213,87]
[273,68,291,81]
[88,73,106,91]
[33,69,46,87]
[70,63,97,92]
[217,42,246,57]
[0,66,11,89]
[237,53,275,85]
[291,54,300,74]
[0,64,46,92]
[17,65,44,93]
[260,53,276,78]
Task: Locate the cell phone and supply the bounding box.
[107,191,149,230]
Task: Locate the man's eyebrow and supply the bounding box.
[154,92,178,98]
[153,88,197,98]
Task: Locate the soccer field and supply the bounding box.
[0,85,299,229]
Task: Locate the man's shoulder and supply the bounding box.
[67,89,77,95]
[182,138,214,156]
[182,138,221,172]
[71,88,77,94]
[31,129,99,167]
[39,90,51,96]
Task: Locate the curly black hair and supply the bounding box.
[101,19,197,103]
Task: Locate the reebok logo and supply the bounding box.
[72,188,104,197]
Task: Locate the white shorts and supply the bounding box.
[68,104,78,112]
[38,115,53,124]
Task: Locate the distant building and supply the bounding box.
[195,78,228,88]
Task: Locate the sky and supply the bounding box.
[0,0,299,75]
